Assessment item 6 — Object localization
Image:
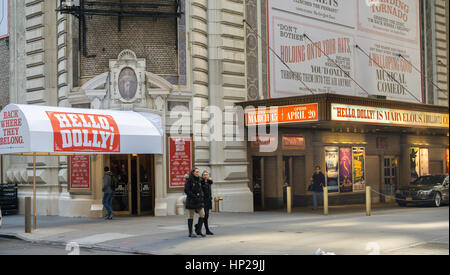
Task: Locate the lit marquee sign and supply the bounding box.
[331,104,449,128]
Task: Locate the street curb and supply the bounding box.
[0,233,22,240]
[0,232,152,255]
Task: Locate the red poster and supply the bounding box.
[446,149,449,174]
[169,137,192,188]
[70,155,90,190]
[46,112,120,153]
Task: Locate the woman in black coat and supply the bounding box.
[184,168,206,237]
[196,170,214,235]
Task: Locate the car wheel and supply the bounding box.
[397,201,407,207]
[434,193,442,207]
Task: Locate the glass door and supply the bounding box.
[137,155,154,216]
[383,156,398,201]
[110,155,132,215]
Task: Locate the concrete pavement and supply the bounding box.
[0,205,448,255]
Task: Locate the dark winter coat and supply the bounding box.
[184,174,204,210]
[102,171,114,193]
[201,178,213,210]
[312,172,325,192]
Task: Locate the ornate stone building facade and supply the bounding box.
[5,0,252,217]
[0,37,8,109]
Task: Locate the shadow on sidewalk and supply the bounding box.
[269,203,406,215]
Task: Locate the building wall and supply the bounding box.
[433,0,449,106]
[0,38,9,109]
[79,0,179,81]
[6,0,252,217]
[422,0,449,107]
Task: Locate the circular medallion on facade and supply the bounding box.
[118,67,138,100]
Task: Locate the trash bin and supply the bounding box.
[0,184,18,216]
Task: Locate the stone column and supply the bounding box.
[154,154,167,216]
[206,0,253,212]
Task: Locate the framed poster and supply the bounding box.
[352,147,366,192]
[325,146,339,193]
[282,136,305,151]
[168,136,193,189]
[409,147,420,183]
[419,148,429,176]
[339,147,353,193]
[68,155,91,193]
[446,149,449,174]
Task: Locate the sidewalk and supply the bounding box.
[1,205,448,255]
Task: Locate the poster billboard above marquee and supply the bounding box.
[357,0,420,44]
[266,0,423,103]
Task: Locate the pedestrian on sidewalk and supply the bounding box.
[309,166,325,210]
[196,170,214,235]
[184,167,206,238]
[102,166,117,220]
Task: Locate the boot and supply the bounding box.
[204,216,214,235]
[188,219,196,238]
[195,218,206,237]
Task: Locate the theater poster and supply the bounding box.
[446,149,449,174]
[357,0,420,44]
[354,37,422,102]
[419,148,429,176]
[409,147,419,183]
[352,147,365,192]
[268,15,356,98]
[325,146,339,193]
[339,147,353,193]
[68,155,91,192]
[168,136,192,189]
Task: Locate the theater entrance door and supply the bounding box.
[108,154,155,216]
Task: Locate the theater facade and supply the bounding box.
[241,0,449,209]
[239,94,449,209]
[4,0,252,218]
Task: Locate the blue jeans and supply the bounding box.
[102,192,114,216]
[312,191,323,210]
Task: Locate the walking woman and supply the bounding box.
[184,168,206,237]
[196,170,214,235]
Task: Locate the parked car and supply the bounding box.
[395,175,449,207]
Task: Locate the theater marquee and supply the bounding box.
[331,103,450,128]
[246,103,318,126]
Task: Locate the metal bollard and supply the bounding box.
[214,197,223,212]
[25,197,31,233]
[286,186,292,214]
[366,186,372,216]
[323,187,329,216]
